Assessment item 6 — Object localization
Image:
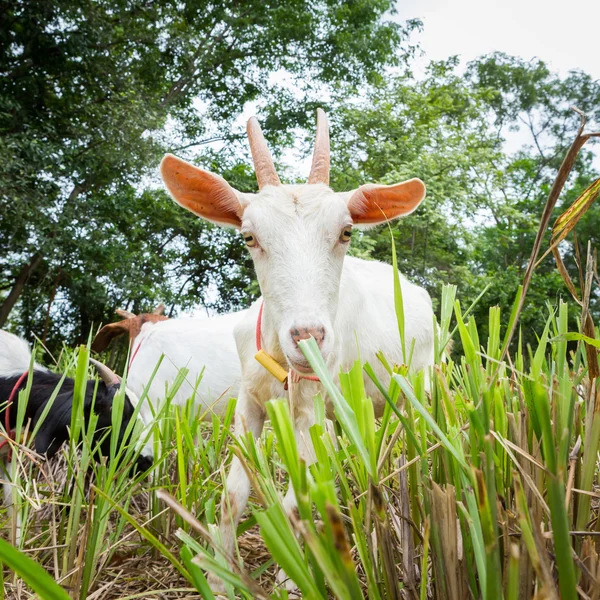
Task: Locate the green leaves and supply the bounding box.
[255,504,322,599]
[298,337,374,477]
[393,374,468,471]
[0,538,70,600]
[1,0,410,344]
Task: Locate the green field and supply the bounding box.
[2,280,600,599]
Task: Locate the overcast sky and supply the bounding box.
[395,0,600,80]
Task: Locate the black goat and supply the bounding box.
[0,330,151,468]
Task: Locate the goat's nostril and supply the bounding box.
[289,326,326,349]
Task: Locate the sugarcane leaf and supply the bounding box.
[0,537,71,600]
[552,177,600,245]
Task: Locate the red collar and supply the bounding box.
[0,370,29,458]
[129,339,143,369]
[255,301,320,388]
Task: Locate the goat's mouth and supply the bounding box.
[287,358,315,375]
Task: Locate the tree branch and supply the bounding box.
[168,134,244,153]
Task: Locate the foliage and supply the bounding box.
[0,0,415,347]
[332,54,600,347]
[3,4,599,355]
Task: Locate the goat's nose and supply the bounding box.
[290,325,326,349]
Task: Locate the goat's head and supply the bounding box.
[92,304,168,353]
[161,110,425,373]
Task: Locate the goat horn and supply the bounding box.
[153,303,166,315]
[116,308,136,319]
[307,108,330,185]
[246,117,281,189]
[89,358,121,386]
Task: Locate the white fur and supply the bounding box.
[219,255,434,571]
[237,184,350,368]
[126,310,245,424]
[0,330,45,377]
[166,179,436,588]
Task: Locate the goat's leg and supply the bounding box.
[209,390,265,592]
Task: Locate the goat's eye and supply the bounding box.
[339,225,353,243]
[243,233,257,248]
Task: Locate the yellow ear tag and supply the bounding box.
[254,349,288,383]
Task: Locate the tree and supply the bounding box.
[0,0,417,345]
[329,58,504,302]
[328,54,600,346]
[464,54,600,341]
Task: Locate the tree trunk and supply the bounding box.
[0,253,43,328]
[0,183,84,329]
[42,269,62,344]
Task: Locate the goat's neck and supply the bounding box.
[0,371,69,429]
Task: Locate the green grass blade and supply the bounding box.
[0,537,70,600]
[390,227,407,362]
[93,486,191,583]
[298,337,373,476]
[393,374,468,471]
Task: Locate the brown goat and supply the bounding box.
[92,304,168,353]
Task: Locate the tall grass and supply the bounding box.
[0,343,234,598]
[186,290,599,599]
[2,286,599,598]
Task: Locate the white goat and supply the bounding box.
[160,110,434,587]
[93,308,245,425]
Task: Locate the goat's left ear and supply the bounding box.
[92,321,131,353]
[344,179,426,227]
[160,154,249,228]
[33,395,72,458]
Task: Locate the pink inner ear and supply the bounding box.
[348,179,426,224]
[160,154,243,227]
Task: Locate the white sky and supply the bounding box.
[393,0,599,168]
[395,0,600,80]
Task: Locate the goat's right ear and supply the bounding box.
[160,154,248,228]
[92,321,131,353]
